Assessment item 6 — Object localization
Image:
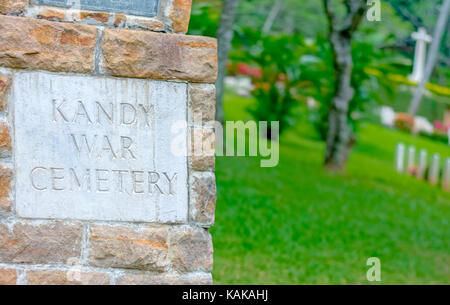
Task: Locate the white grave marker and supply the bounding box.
[417,149,428,180]
[407,145,416,175]
[428,153,441,186]
[409,27,432,83]
[442,158,450,192]
[395,143,405,173]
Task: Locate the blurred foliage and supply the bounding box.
[188,0,222,37]
[228,26,410,140]
[230,29,326,137]
[189,0,448,84]
[188,0,450,136]
[313,35,410,140]
[385,0,450,86]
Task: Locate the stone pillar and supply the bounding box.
[0,0,217,285]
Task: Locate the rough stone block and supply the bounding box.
[27,270,110,285]
[0,268,17,285]
[189,172,216,226]
[170,0,192,34]
[0,15,97,73]
[0,166,12,199]
[189,84,216,123]
[0,0,28,15]
[189,128,215,172]
[0,199,10,213]
[88,225,170,271]
[37,9,66,21]
[80,11,111,23]
[0,72,11,112]
[101,28,218,83]
[117,271,212,285]
[0,122,11,154]
[169,226,213,272]
[0,222,83,264]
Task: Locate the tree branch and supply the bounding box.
[322,0,337,33]
[323,0,366,36]
[439,54,450,66]
[394,4,423,28]
[263,0,283,34]
[342,0,366,35]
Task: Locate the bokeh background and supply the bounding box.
[189,0,450,284]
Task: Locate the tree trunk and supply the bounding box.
[216,0,240,124]
[322,0,366,171]
[263,0,282,34]
[408,0,450,115]
[325,34,355,171]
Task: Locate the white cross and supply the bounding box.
[409,27,432,83]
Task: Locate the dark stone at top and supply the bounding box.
[36,0,160,18]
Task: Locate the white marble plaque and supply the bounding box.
[36,0,160,18]
[13,71,188,222]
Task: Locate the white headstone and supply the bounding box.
[442,158,450,192]
[409,27,432,83]
[448,129,450,146]
[12,71,188,222]
[407,145,416,174]
[417,149,428,180]
[395,143,406,173]
[428,153,441,186]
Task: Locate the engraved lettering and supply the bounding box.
[163,172,178,195]
[101,135,117,159]
[73,101,92,124]
[30,167,48,191]
[121,103,137,125]
[17,73,186,223]
[52,99,69,122]
[132,171,145,194]
[71,134,98,158]
[121,136,136,159]
[50,167,65,191]
[139,104,153,127]
[96,102,114,125]
[149,171,164,195]
[96,169,110,193]
[112,169,128,194]
[29,167,178,196]
[69,168,91,192]
[51,100,153,128]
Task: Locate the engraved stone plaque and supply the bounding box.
[36,0,160,18]
[13,71,188,222]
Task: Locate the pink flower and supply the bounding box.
[434,121,447,132]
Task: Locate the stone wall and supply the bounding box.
[0,0,217,285]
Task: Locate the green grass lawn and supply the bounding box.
[212,93,450,284]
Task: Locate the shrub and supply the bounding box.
[232,28,324,139]
[394,113,415,132]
